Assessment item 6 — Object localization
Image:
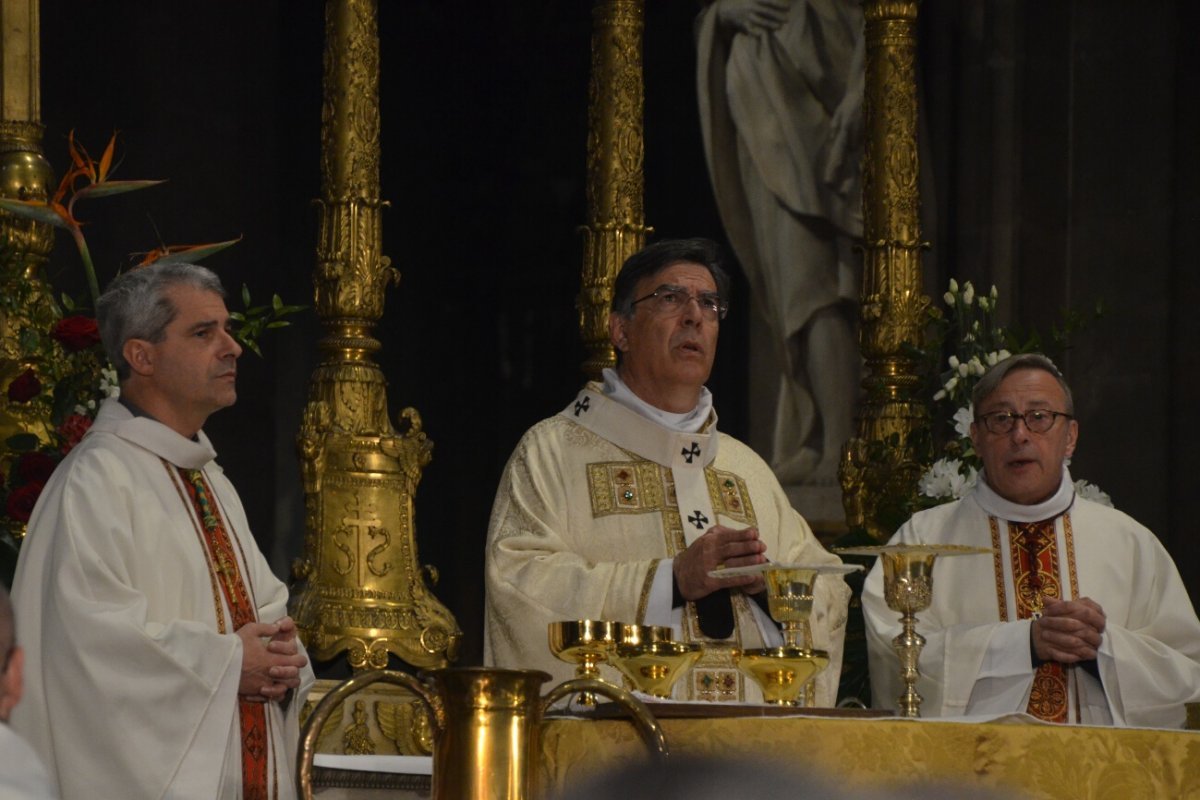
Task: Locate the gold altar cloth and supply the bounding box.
[539,715,1200,798]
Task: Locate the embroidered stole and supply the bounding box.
[177,467,271,799]
[991,514,1080,723]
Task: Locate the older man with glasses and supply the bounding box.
[484,238,850,704]
[862,353,1200,726]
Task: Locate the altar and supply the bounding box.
[537,713,1200,799]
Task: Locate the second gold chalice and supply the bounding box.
[713,562,862,706]
[835,544,989,717]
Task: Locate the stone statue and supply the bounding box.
[697,0,865,489]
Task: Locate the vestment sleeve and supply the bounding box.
[1097,533,1200,727]
[484,426,661,675]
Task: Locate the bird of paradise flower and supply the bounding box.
[0,131,240,306]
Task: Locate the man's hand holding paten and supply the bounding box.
[237,616,309,702]
[674,524,768,600]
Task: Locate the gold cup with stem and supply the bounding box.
[722,563,861,706]
[835,543,989,717]
[548,619,622,706]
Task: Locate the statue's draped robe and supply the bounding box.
[12,399,314,798]
[863,472,1200,727]
[696,1,864,474]
[485,383,849,704]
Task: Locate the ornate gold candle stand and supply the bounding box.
[714,563,861,706]
[836,544,989,717]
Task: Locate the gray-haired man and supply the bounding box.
[863,353,1200,726]
[12,263,313,798]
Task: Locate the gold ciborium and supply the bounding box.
[612,640,703,698]
[737,646,830,705]
[714,563,861,706]
[836,544,989,717]
[548,619,621,705]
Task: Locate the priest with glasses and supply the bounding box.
[863,353,1200,726]
[485,238,849,704]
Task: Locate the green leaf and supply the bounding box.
[61,293,76,311]
[0,197,70,228]
[272,294,283,312]
[228,311,246,322]
[266,321,290,329]
[241,283,251,307]
[72,179,166,201]
[152,236,243,266]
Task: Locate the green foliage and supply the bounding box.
[228,284,307,357]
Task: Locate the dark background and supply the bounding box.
[34,1,1200,668]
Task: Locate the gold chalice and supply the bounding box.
[612,640,703,699]
[548,619,621,706]
[713,562,861,706]
[835,544,989,717]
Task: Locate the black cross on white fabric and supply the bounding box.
[682,442,701,463]
[573,396,591,417]
[688,510,709,530]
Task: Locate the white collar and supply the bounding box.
[601,367,713,434]
[972,465,1075,523]
[88,398,218,470]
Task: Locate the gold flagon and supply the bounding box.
[291,0,460,672]
[578,0,651,379]
[840,0,930,539]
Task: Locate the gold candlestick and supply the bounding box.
[836,544,989,717]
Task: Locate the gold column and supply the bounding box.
[0,0,56,542]
[840,0,930,540]
[578,0,651,379]
[292,0,460,671]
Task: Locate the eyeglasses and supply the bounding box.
[629,285,728,321]
[976,409,1072,435]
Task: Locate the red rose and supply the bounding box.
[17,451,57,484]
[51,315,101,352]
[6,481,44,523]
[6,368,41,402]
[58,413,92,454]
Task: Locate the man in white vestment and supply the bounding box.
[0,585,57,800]
[485,238,851,704]
[863,354,1200,726]
[696,0,864,485]
[11,263,315,798]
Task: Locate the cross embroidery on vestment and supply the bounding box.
[682,442,701,463]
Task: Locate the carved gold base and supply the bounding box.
[301,677,434,756]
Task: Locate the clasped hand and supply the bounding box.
[673,524,768,601]
[237,615,308,702]
[1030,597,1106,663]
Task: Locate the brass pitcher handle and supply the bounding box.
[542,678,669,758]
[297,669,440,800]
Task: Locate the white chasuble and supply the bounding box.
[485,384,850,704]
[12,399,314,799]
[862,472,1200,727]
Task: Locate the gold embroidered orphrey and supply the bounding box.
[989,514,1081,722]
[588,458,759,701]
